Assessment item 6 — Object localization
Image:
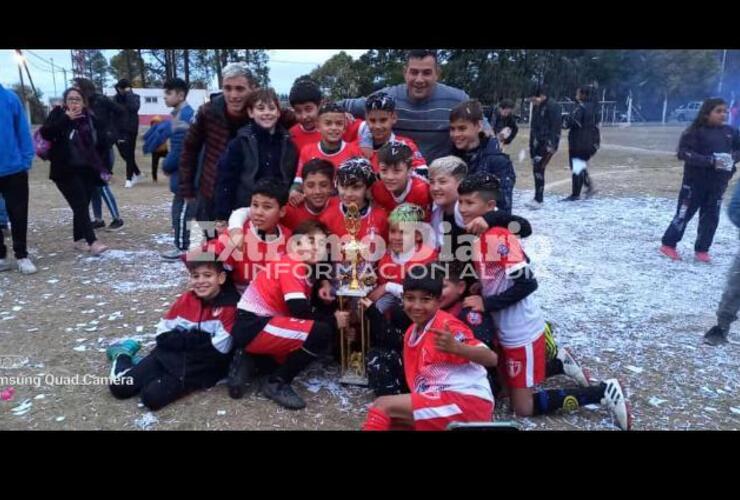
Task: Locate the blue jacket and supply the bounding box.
[0,83,34,177]
[452,134,515,182]
[162,103,195,194]
[728,180,740,230]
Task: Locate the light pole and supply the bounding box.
[719,49,728,95]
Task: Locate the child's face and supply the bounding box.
[189,265,226,300]
[440,278,466,310]
[458,192,495,225]
[388,223,418,254]
[429,172,460,207]
[303,172,333,211]
[248,99,280,130]
[164,89,185,108]
[378,161,411,195]
[290,231,328,264]
[338,182,368,209]
[249,193,286,232]
[294,102,319,131]
[366,109,397,144]
[499,107,513,117]
[403,289,439,327]
[708,105,728,126]
[318,112,346,145]
[450,118,482,151]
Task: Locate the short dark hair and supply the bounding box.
[251,178,289,207]
[531,83,548,98]
[366,92,396,113]
[301,159,335,182]
[63,87,88,107]
[377,141,413,169]
[164,77,189,97]
[499,98,515,110]
[289,79,322,107]
[407,50,438,64]
[115,78,131,90]
[457,172,501,203]
[184,258,225,274]
[403,263,443,298]
[450,99,484,123]
[336,157,375,188]
[71,77,96,99]
[318,102,346,116]
[247,88,280,111]
[293,219,330,237]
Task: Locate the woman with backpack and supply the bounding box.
[660,97,740,263]
[561,85,601,201]
[40,87,111,255]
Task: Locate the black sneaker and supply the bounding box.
[559,195,580,202]
[106,219,124,232]
[227,350,255,399]
[261,378,306,410]
[92,219,106,229]
[704,325,729,346]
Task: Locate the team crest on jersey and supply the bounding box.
[498,243,509,256]
[454,331,466,342]
[466,311,483,326]
[506,359,522,378]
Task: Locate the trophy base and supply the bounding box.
[336,286,371,298]
[339,373,369,386]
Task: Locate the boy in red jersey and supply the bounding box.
[370,141,431,218]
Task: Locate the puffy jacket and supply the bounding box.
[113,90,140,135]
[530,97,562,156]
[161,103,195,194]
[0,83,34,177]
[565,101,600,160]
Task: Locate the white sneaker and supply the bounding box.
[0,258,11,272]
[17,258,38,275]
[160,248,185,260]
[601,379,632,431]
[132,174,141,186]
[556,347,590,387]
[525,200,543,210]
[125,180,133,188]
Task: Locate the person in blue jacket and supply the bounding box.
[0,83,37,275]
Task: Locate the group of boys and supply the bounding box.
[105,76,632,431]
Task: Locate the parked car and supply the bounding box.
[670,101,703,122]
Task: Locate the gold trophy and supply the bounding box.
[336,203,376,386]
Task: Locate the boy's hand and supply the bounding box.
[465,216,490,236]
[463,295,485,312]
[335,310,351,330]
[359,297,373,309]
[289,189,305,207]
[228,228,244,250]
[431,326,459,355]
[318,281,335,303]
[367,284,386,303]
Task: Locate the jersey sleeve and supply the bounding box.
[279,260,309,302]
[478,229,527,277]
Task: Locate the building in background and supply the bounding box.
[103,88,212,125]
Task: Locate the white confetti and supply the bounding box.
[55,416,66,422]
[134,412,159,430]
[649,397,667,407]
[34,394,46,400]
[217,410,226,416]
[625,365,644,374]
[73,345,87,352]
[12,306,22,312]
[46,279,59,284]
[731,407,740,415]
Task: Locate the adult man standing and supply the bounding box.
[0,83,37,274]
[113,79,142,188]
[179,63,258,236]
[341,50,490,164]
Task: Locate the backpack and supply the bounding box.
[33,128,52,161]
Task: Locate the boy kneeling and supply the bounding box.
[106,258,238,410]
[362,263,498,431]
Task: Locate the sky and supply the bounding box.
[0,49,368,99]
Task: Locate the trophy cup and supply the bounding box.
[336,203,376,386]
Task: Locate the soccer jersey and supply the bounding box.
[156,291,236,354]
[403,310,493,402]
[289,123,360,153]
[365,132,427,173]
[281,196,337,231]
[376,244,438,285]
[473,227,545,348]
[237,253,312,317]
[370,173,431,218]
[319,201,389,242]
[294,141,365,183]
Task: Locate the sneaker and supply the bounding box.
[601,379,632,431]
[92,219,106,229]
[660,245,681,261]
[0,258,11,272]
[227,350,256,399]
[124,180,133,189]
[695,251,711,263]
[543,321,557,361]
[132,174,142,186]
[106,339,141,362]
[89,241,109,256]
[559,195,580,202]
[16,258,37,275]
[105,219,124,232]
[525,200,543,210]
[704,325,729,346]
[74,239,91,252]
[160,248,185,260]
[261,377,306,410]
[556,347,590,387]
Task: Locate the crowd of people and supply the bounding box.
[1,49,739,430]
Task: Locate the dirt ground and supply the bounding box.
[1,124,738,430]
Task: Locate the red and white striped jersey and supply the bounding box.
[237,254,312,317]
[370,173,431,219]
[294,141,365,183]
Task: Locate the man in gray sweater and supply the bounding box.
[341,50,490,165]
